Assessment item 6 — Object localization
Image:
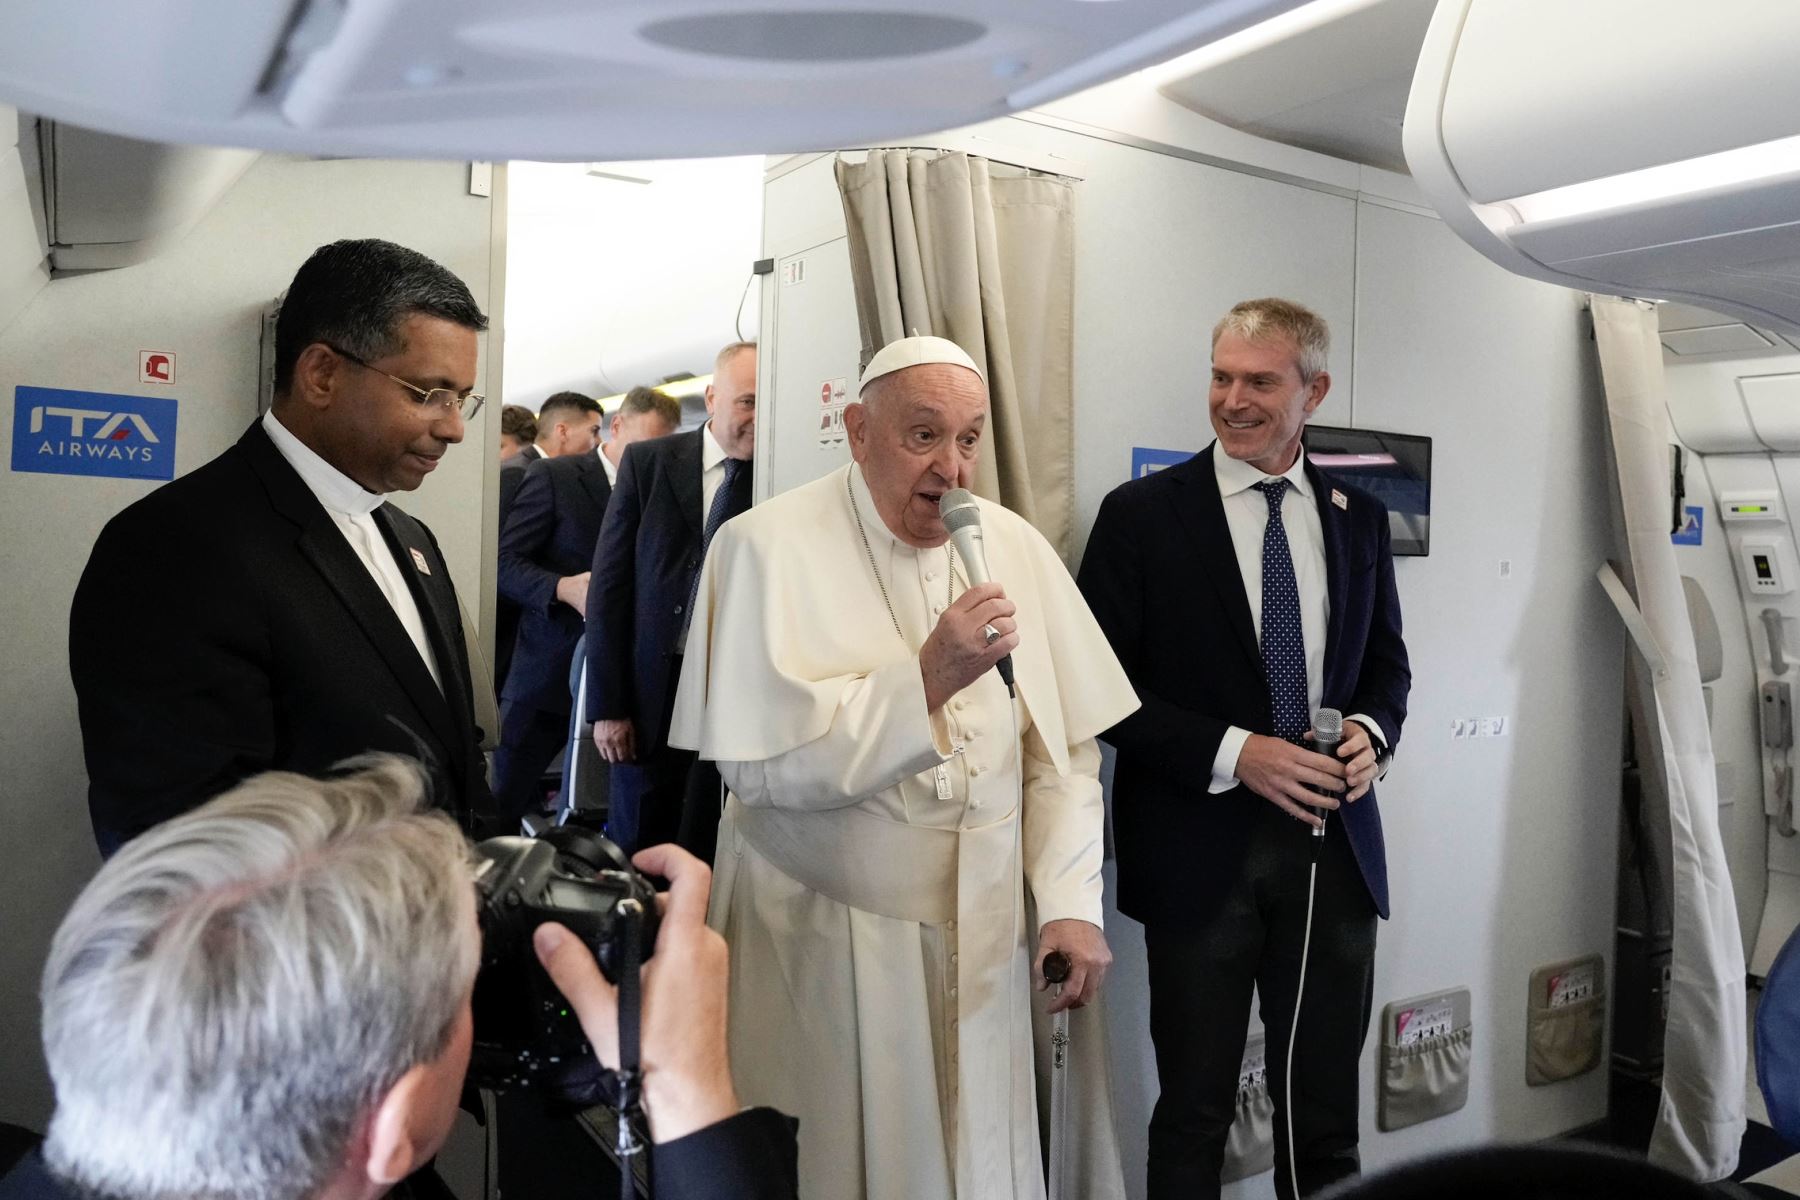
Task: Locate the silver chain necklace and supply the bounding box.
[847,469,955,648]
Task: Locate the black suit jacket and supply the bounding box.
[498,443,544,526]
[69,421,492,852]
[0,1111,799,1200]
[495,443,546,689]
[497,452,612,713]
[1078,442,1409,922]
[585,430,752,753]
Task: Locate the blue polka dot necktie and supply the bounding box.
[684,457,746,638]
[1254,478,1309,743]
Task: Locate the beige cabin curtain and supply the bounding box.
[1591,294,1745,1181]
[836,150,1078,559]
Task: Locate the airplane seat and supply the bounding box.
[1316,1143,1715,1200]
[1757,924,1800,1151]
[1683,574,1725,722]
[1747,947,1800,1195]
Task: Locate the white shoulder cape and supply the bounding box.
[670,464,1137,773]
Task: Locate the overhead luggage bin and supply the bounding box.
[1404,0,1800,335]
[0,0,1314,162]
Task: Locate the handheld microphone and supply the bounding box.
[938,488,1015,695]
[1286,706,1343,1191]
[1310,707,1343,840]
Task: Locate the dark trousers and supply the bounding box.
[608,742,696,855]
[491,699,570,823]
[1144,803,1378,1200]
[679,759,726,865]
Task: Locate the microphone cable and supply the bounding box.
[1284,708,1342,1199]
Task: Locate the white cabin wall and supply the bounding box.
[1348,202,1618,1150]
[502,157,763,408]
[759,96,1618,1198]
[0,155,500,1132]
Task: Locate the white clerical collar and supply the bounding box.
[262,409,386,516]
[1214,438,1313,502]
[701,419,728,473]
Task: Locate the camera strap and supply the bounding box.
[614,898,648,1200]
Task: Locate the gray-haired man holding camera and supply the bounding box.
[0,758,796,1200]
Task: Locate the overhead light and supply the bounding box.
[1136,0,1387,87]
[1503,132,1800,226]
[585,166,654,184]
[596,374,711,412]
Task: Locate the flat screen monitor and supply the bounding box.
[1304,424,1432,557]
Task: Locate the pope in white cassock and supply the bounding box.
[669,335,1140,1199]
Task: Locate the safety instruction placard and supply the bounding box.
[1237,1041,1266,1095]
[1547,963,1596,1008]
[1395,998,1455,1046]
[818,377,848,446]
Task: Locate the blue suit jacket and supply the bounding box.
[584,429,705,753]
[1078,442,1410,921]
[496,451,612,714]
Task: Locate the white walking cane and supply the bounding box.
[1044,950,1072,1200]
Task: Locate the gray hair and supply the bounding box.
[1212,297,1331,383]
[714,340,756,374]
[41,757,478,1200]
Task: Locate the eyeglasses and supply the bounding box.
[327,344,486,421]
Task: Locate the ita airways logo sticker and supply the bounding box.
[11,386,178,481]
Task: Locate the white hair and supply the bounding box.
[1211,297,1331,383]
[41,757,478,1200]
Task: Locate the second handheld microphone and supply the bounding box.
[1310,707,1343,839]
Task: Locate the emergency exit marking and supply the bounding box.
[139,351,176,385]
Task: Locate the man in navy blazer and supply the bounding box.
[587,343,756,857]
[494,392,602,693]
[493,388,678,820]
[1079,299,1409,1200]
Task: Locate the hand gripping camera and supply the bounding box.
[466,824,659,1103]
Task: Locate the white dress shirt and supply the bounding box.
[261,410,443,691]
[673,421,732,655]
[600,444,619,487]
[1209,444,1384,791]
[700,418,729,517]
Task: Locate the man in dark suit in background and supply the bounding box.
[499,391,600,524]
[493,385,679,820]
[495,391,602,695]
[587,342,756,857]
[1079,298,1410,1200]
[69,238,494,852]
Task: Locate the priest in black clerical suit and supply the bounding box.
[69,239,496,853]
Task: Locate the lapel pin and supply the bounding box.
[409,548,432,575]
[1330,489,1348,511]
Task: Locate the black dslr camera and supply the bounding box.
[466,824,659,1100]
